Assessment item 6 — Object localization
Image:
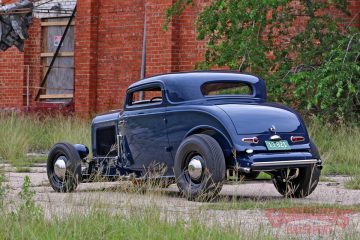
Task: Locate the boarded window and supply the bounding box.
[40,18,74,101]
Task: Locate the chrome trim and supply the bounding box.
[188,156,203,180]
[252,159,319,167]
[270,135,281,141]
[54,156,67,179]
[245,149,253,154]
[238,167,251,173]
[242,137,259,144]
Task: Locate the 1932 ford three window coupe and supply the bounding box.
[47,71,322,201]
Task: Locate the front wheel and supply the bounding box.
[272,165,321,198]
[47,143,82,192]
[174,134,225,201]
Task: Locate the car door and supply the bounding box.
[119,83,172,174]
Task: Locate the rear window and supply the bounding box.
[201,82,253,96]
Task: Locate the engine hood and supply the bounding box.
[217,104,304,135]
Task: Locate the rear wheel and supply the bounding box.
[174,134,225,201]
[272,165,321,198]
[47,143,82,192]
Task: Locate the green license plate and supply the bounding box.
[265,140,291,151]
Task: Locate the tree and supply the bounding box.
[165,0,359,123]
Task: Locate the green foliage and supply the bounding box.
[18,176,43,219]
[288,33,360,123]
[0,172,7,210]
[164,0,359,122]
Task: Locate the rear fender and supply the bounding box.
[184,126,234,163]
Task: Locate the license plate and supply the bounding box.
[265,140,290,151]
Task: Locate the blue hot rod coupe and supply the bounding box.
[47,71,322,201]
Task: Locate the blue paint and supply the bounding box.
[87,71,320,178]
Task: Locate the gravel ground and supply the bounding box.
[1,163,359,238]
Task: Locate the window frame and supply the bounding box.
[125,83,165,110]
[200,81,254,98]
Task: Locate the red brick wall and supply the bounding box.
[23,18,42,108]
[74,0,99,115]
[0,48,24,108]
[0,0,359,116]
[92,0,144,113]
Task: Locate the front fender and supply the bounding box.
[73,144,89,159]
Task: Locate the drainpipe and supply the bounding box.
[139,2,147,100]
[26,64,30,111]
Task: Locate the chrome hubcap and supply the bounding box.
[188,156,203,181]
[54,156,67,180]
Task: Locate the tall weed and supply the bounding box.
[308,120,360,175]
[0,113,90,166]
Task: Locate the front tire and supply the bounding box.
[47,143,82,192]
[174,134,225,201]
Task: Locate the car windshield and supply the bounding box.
[201,82,253,96]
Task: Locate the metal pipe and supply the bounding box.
[139,2,147,100]
[140,7,146,79]
[26,64,30,110]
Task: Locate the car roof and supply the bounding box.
[127,71,267,101]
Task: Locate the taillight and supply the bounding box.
[242,137,259,144]
[291,136,305,143]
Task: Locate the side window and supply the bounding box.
[128,86,163,106]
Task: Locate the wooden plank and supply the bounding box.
[41,52,74,57]
[39,94,73,99]
[41,21,74,27]
[46,57,74,95]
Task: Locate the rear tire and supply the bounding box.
[47,143,82,192]
[174,134,225,201]
[272,165,321,198]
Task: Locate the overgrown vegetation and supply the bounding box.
[0,209,277,240]
[202,198,360,212]
[0,176,359,239]
[345,175,360,190]
[165,0,359,123]
[0,113,90,167]
[308,120,360,176]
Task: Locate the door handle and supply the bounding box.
[119,119,127,124]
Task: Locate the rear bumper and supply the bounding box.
[236,152,322,172]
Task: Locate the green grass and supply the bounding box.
[14,167,31,173]
[256,172,272,180]
[201,198,360,212]
[0,208,278,240]
[345,175,360,190]
[0,113,90,167]
[320,175,337,182]
[308,120,360,176]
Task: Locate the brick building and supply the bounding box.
[0,0,359,116]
